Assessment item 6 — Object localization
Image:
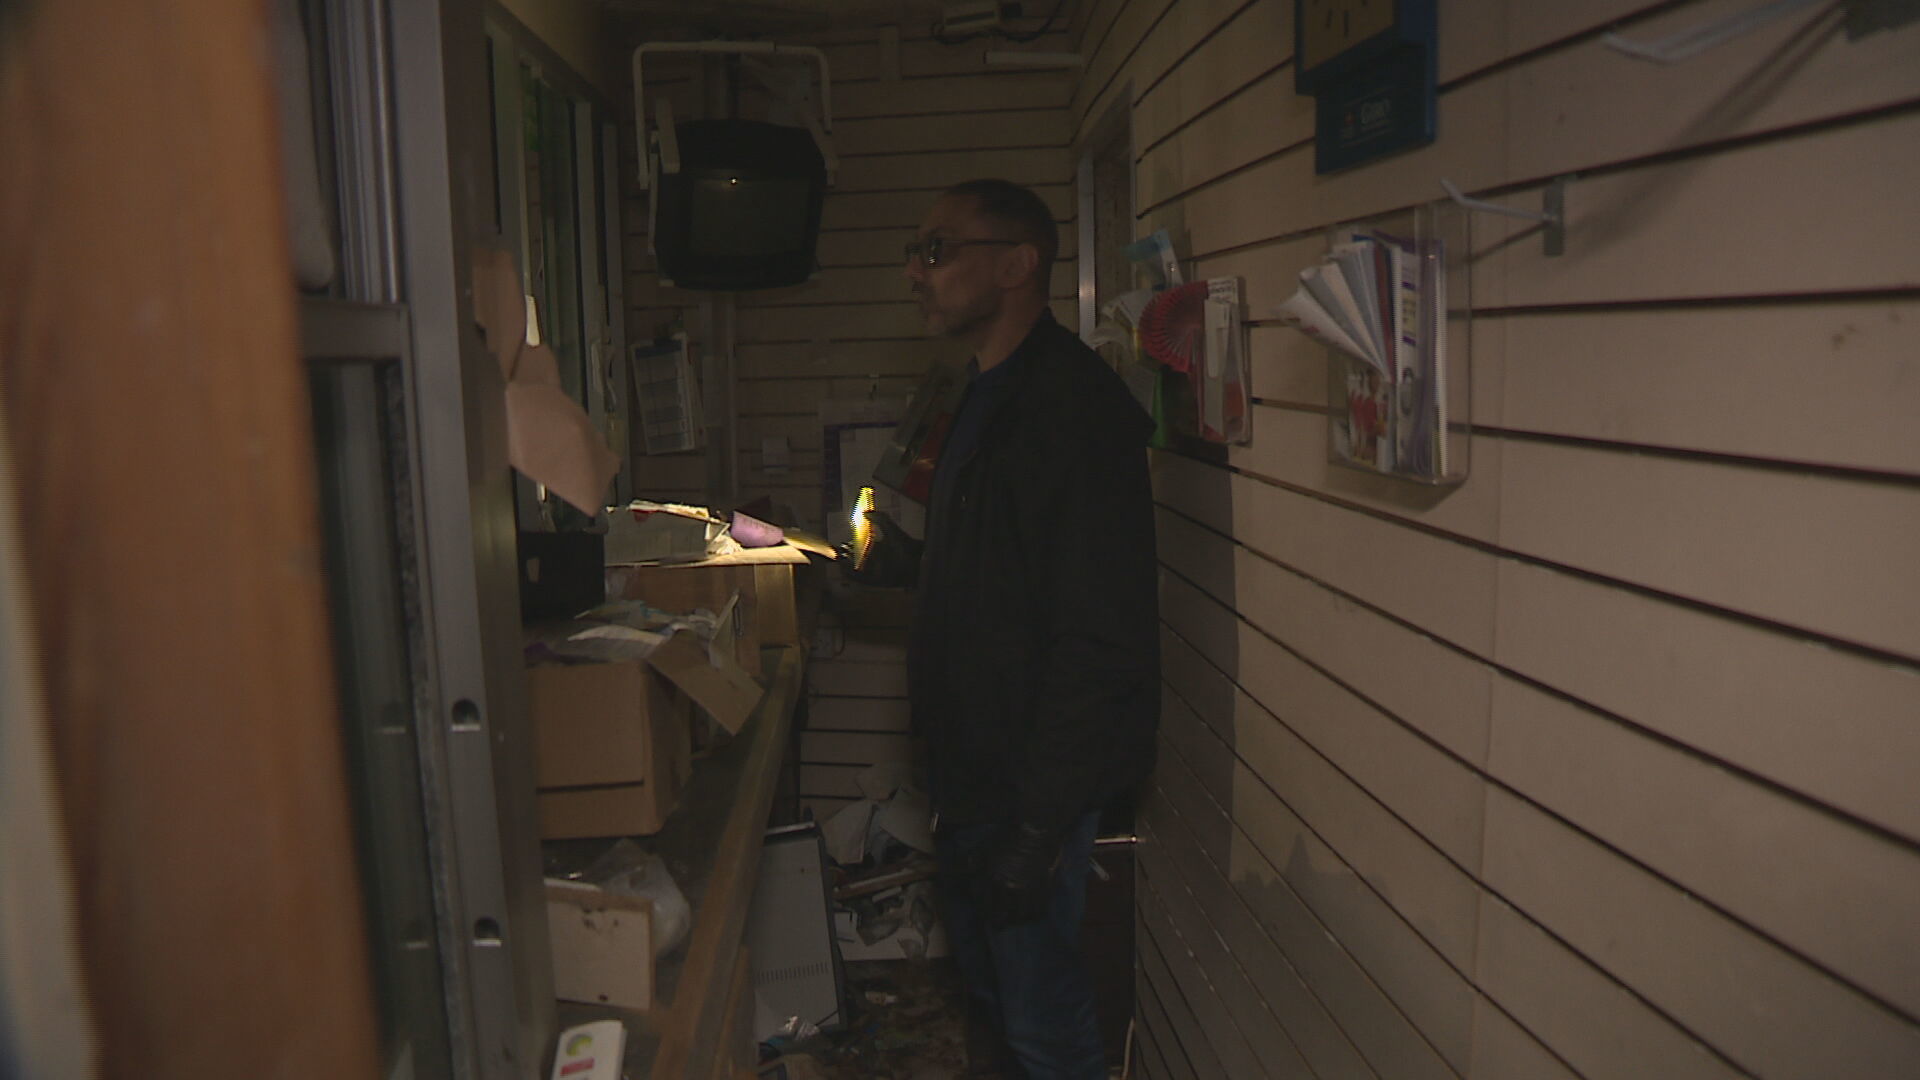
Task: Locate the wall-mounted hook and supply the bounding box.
[1602,0,1831,64]
[1440,177,1569,256]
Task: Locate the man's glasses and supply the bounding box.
[904,237,1019,269]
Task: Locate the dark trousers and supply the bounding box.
[935,811,1106,1080]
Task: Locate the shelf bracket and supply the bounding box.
[1440,176,1568,257]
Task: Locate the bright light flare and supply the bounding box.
[849,486,875,568]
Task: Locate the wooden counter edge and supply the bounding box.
[648,645,803,1077]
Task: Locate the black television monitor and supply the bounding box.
[652,119,826,291]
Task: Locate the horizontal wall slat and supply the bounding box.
[834,110,1071,156]
[1071,0,1177,127]
[833,147,1073,193]
[1158,572,1489,874]
[1140,775,1385,1080]
[822,183,1074,230]
[797,730,909,766]
[1473,890,1749,1080]
[1161,479,1920,1022]
[804,696,910,732]
[1494,435,1920,659]
[1488,676,1920,1021]
[1154,454,1503,656]
[1157,607,1485,976]
[1157,451,1920,847]
[1156,504,1496,766]
[1157,707,1478,1073]
[1136,910,1224,1080]
[1140,813,1320,1078]
[1154,694,1460,1080]
[1504,0,1920,184]
[1495,558,1920,845]
[1483,788,1920,1079]
[1462,994,1581,1080]
[816,31,1074,83]
[1486,112,1920,309]
[795,763,868,799]
[1132,973,1186,1080]
[806,659,909,697]
[800,796,858,822]
[835,71,1075,118]
[737,339,961,379]
[1135,859,1276,1079]
[1489,299,1920,476]
[736,377,921,414]
[1129,0,1293,154]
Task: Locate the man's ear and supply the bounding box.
[999,242,1041,291]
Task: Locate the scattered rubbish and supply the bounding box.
[820,764,949,962]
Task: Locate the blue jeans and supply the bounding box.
[935,811,1106,1080]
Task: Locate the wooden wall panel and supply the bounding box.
[1488,677,1920,1019]
[834,111,1072,155]
[1472,892,1745,1080]
[818,31,1074,82]
[1495,437,1920,658]
[835,147,1073,192]
[1491,300,1920,476]
[1086,0,1920,1074]
[1494,559,1920,845]
[1483,789,1920,1078]
[1130,0,1293,154]
[834,72,1075,118]
[1134,865,1272,1079]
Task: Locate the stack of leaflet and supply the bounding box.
[1274,230,1449,480]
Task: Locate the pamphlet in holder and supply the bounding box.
[1279,202,1471,486]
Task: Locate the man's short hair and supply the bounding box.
[944,178,1058,290]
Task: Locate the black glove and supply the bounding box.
[972,821,1062,930]
[838,509,921,588]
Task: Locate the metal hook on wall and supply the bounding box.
[1439,177,1570,256]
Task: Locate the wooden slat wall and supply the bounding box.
[1074,1,1920,1078]
[618,27,1077,807]
[802,588,915,817]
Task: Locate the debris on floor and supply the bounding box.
[765,959,986,1080]
[821,766,950,963]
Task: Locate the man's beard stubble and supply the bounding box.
[919,286,999,341]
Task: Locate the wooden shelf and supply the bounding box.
[559,644,804,1078]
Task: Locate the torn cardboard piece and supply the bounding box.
[474,246,619,513]
[648,629,766,735]
[546,880,655,1011]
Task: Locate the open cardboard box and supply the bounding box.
[606,545,806,671]
[528,629,766,839]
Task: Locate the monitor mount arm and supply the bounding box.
[632,41,835,191]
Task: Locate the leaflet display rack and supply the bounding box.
[1281,201,1472,486]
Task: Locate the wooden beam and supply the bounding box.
[0,2,379,1076]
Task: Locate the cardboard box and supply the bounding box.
[529,660,694,839]
[546,881,654,1011]
[608,547,806,671]
[528,624,773,838]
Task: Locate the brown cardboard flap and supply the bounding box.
[648,632,765,735]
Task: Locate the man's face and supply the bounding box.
[905,195,1018,340]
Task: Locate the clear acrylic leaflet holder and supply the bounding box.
[1320,200,1471,486]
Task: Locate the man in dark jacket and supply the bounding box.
[857,179,1159,1079]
